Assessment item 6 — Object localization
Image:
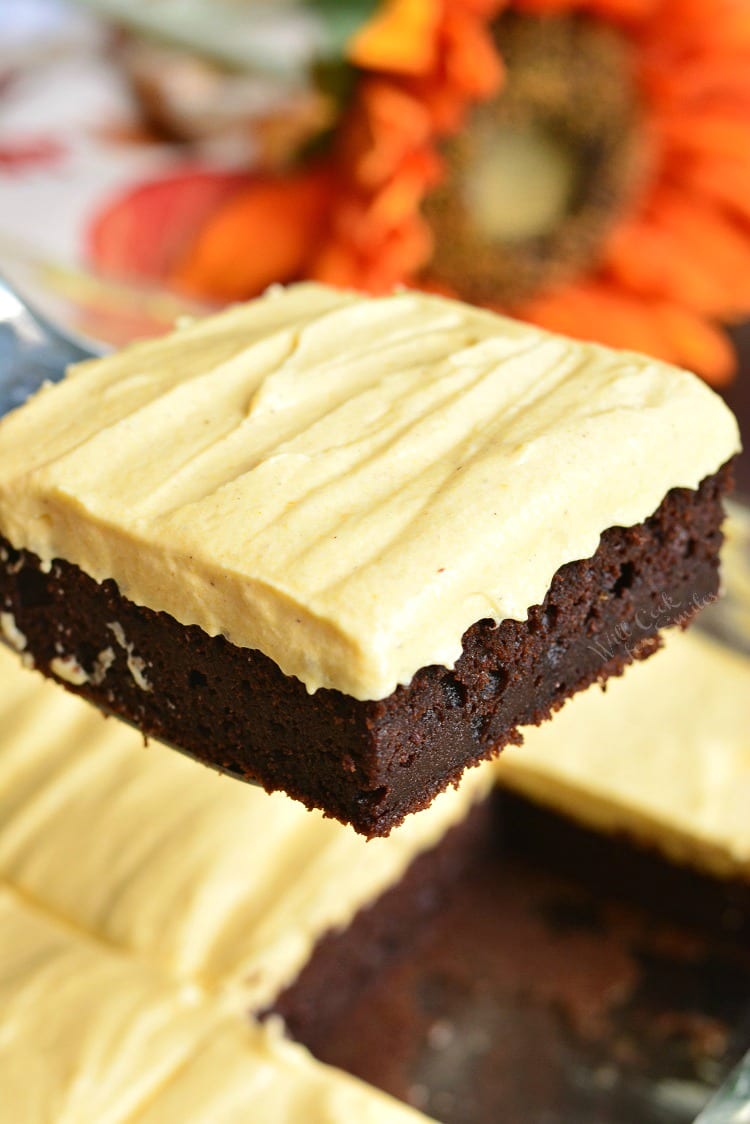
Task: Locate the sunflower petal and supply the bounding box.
[691,159,750,225]
[519,279,736,383]
[519,281,667,353]
[354,81,433,186]
[641,55,750,106]
[314,0,506,292]
[661,0,750,51]
[348,0,441,74]
[442,7,505,99]
[657,303,737,386]
[606,217,743,316]
[658,111,750,162]
[88,170,250,281]
[368,149,443,225]
[171,170,331,301]
[645,188,750,306]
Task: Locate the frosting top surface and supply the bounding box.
[0,283,740,698]
[0,886,431,1124]
[498,622,750,877]
[0,646,454,1121]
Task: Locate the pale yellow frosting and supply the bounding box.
[0,284,739,698]
[134,1016,430,1124]
[0,646,492,1012]
[0,885,432,1124]
[497,626,750,878]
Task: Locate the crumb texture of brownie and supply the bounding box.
[0,463,733,836]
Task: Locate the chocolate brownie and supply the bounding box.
[0,462,733,836]
[0,284,740,834]
[278,790,750,1124]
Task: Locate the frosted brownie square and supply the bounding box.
[2,624,749,1121]
[0,642,476,1123]
[0,284,740,834]
[0,644,490,1012]
[0,885,431,1124]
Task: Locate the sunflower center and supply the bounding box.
[465,120,579,243]
[423,13,646,307]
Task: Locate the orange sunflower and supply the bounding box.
[167,0,504,302]
[92,0,750,384]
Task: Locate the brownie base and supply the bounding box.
[280,789,750,1124]
[270,795,494,1042]
[0,464,732,837]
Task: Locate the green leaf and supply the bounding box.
[307,0,382,56]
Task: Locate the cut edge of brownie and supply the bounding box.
[0,462,734,837]
[271,787,750,1116]
[268,793,495,1043]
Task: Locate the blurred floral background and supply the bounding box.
[2,0,750,385]
[2,9,750,1120]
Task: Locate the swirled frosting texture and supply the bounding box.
[0,645,468,1121]
[0,646,489,1013]
[0,284,740,698]
[0,887,432,1124]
